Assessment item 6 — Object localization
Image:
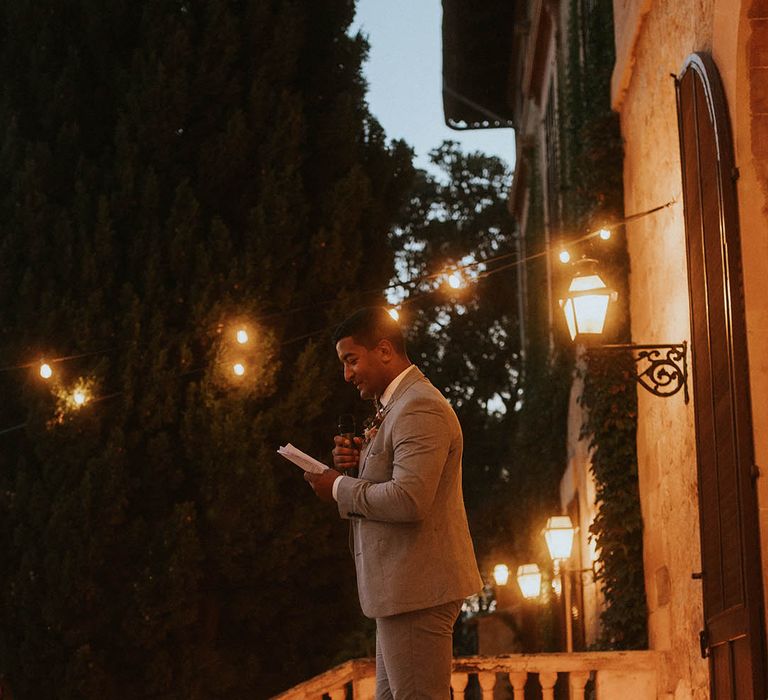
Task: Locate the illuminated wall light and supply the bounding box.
[388,308,400,321]
[40,363,53,380]
[236,329,249,344]
[492,563,510,586]
[233,363,246,376]
[598,228,611,240]
[516,564,543,599]
[559,249,571,264]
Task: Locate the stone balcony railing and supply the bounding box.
[272,650,662,699]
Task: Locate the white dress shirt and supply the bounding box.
[332,365,413,500]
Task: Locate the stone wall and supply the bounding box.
[613,0,768,696]
[612,1,715,697]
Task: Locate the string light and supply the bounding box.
[0,198,681,437]
[447,272,464,289]
[559,249,571,264]
[388,308,400,321]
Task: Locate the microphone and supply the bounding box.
[338,413,356,449]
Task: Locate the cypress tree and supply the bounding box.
[0,1,413,697]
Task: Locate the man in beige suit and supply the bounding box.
[305,307,482,699]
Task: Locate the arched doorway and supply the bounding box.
[675,52,767,698]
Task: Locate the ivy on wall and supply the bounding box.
[561,0,648,649]
[579,352,648,649]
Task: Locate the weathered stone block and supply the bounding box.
[748,0,768,19]
[749,19,768,66]
[751,114,768,158]
[750,67,768,112]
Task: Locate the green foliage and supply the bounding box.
[0,1,413,697]
[393,142,523,562]
[392,142,566,651]
[579,352,648,649]
[562,0,648,649]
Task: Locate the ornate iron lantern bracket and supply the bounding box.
[587,341,689,403]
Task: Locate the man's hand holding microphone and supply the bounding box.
[304,414,360,502]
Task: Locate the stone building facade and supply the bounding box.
[442,0,768,696]
[612,0,768,696]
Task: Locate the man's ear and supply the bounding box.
[377,339,395,363]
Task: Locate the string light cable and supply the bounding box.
[0,198,677,436]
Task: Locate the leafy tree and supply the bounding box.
[0,1,412,697]
[393,142,547,574]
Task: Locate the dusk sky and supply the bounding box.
[351,0,515,174]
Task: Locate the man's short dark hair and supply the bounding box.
[332,307,407,355]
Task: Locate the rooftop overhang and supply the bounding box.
[441,0,517,130]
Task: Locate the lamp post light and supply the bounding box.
[544,515,577,652]
[516,564,543,600]
[558,258,689,402]
[492,563,510,587]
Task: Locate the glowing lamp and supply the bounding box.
[492,564,510,586]
[40,363,53,380]
[544,515,576,562]
[388,308,400,321]
[558,259,617,343]
[72,390,87,406]
[598,228,611,240]
[516,564,542,599]
[559,249,571,264]
[236,329,249,344]
[233,363,245,376]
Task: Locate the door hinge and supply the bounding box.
[699,628,709,659]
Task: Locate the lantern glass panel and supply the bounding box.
[544,515,575,561]
[516,564,542,599]
[493,564,510,586]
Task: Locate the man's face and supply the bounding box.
[336,336,388,400]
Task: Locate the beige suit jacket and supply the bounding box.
[336,366,483,619]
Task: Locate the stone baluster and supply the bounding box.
[539,671,558,700]
[569,671,590,700]
[508,671,527,699]
[352,676,376,700]
[450,672,469,700]
[328,687,346,700]
[477,671,497,700]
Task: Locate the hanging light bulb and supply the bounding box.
[72,390,87,406]
[39,362,53,380]
[598,228,611,240]
[388,308,400,321]
[233,363,246,376]
[559,249,571,264]
[447,272,464,289]
[236,329,249,344]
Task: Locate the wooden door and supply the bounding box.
[675,53,767,698]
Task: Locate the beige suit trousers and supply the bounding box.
[374,599,463,700]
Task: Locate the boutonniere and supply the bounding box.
[362,402,387,445]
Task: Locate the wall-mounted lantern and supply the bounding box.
[558,258,689,402]
[516,564,543,600]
